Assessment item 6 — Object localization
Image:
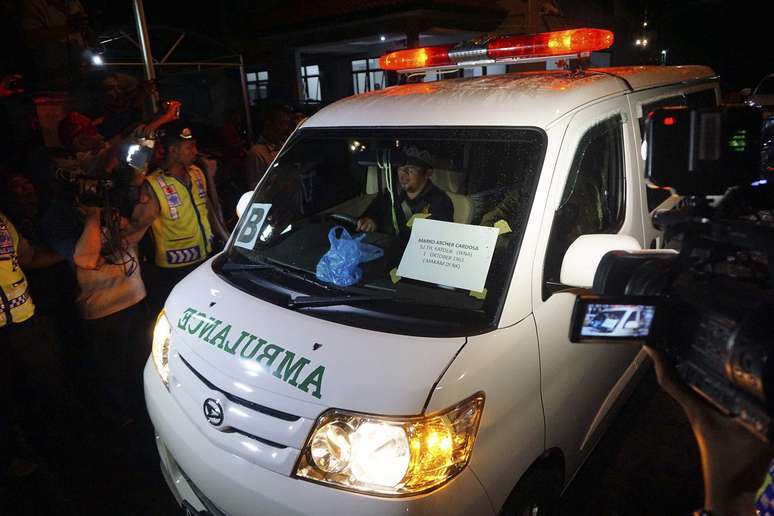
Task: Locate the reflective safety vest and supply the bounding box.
[0,212,35,328]
[147,166,214,268]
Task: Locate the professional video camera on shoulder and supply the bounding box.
[54,145,140,219]
[568,104,774,441]
[63,100,183,214]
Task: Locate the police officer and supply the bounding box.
[0,210,66,477]
[129,120,229,312]
[0,211,63,334]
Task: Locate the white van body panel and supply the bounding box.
[305,66,714,129]
[146,65,720,515]
[424,316,542,512]
[146,363,495,516]
[166,262,466,416]
[497,120,568,326]
[530,94,646,478]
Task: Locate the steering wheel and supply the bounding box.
[326,213,359,228]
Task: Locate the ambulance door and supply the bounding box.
[531,96,645,477]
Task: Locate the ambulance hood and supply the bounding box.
[163,260,466,418]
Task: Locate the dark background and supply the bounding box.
[80,0,771,91]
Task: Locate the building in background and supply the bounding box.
[230,0,646,108]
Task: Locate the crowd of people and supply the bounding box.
[1,52,302,488]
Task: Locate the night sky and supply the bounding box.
[82,0,772,91]
[632,0,772,89]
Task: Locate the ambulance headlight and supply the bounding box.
[294,393,484,496]
[152,311,172,385]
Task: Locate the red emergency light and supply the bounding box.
[379,28,614,72]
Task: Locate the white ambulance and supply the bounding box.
[145,29,719,515]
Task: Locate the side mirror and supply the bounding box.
[624,321,640,330]
[740,87,752,98]
[560,234,642,288]
[236,192,252,219]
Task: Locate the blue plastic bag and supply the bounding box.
[315,226,384,286]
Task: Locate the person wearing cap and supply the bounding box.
[356,149,454,234]
[58,112,104,152]
[56,112,107,175]
[129,120,229,311]
[54,111,125,186]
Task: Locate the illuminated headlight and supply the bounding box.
[152,311,172,385]
[294,393,484,496]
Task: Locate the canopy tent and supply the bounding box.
[95,0,253,141]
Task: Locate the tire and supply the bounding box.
[499,465,562,516]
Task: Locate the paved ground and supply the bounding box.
[1,367,703,516]
[559,368,704,515]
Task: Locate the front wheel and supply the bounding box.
[499,465,562,516]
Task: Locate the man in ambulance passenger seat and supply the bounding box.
[356,148,453,235]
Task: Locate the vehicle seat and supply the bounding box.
[431,168,472,224]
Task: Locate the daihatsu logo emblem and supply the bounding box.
[203,398,224,426]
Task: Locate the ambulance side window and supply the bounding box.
[542,115,625,300]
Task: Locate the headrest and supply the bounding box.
[431,168,464,194]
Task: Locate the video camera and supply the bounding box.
[55,147,140,219]
[569,105,774,441]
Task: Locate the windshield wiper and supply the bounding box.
[288,292,396,308]
[221,254,397,304]
[220,261,276,272]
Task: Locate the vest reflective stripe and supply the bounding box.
[147,166,214,268]
[0,213,35,328]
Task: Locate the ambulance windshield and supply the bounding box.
[221,127,545,337]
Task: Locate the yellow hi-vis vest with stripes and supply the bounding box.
[147,166,214,268]
[0,212,35,328]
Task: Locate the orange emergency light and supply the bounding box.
[379,28,614,72]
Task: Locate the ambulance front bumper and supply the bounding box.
[144,361,494,516]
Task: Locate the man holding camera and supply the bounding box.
[129,120,229,313]
[647,346,773,515]
[41,149,149,423]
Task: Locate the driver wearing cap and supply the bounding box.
[356,148,454,234]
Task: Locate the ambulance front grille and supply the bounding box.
[179,354,300,423]
[170,352,315,475]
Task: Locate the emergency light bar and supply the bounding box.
[379,28,614,73]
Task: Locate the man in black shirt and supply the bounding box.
[356,150,454,234]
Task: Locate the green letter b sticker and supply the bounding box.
[234,203,271,250]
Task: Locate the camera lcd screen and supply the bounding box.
[126,144,152,170]
[570,296,659,343]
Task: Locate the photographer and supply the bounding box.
[43,154,148,424]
